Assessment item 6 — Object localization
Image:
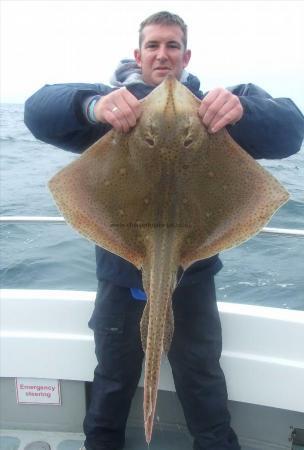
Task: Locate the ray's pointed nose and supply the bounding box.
[163,73,178,85]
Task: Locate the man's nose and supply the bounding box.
[156,45,169,61]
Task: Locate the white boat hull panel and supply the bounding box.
[1,289,303,413]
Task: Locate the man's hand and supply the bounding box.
[198,88,244,134]
[94,87,142,133]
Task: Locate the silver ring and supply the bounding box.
[112,106,119,113]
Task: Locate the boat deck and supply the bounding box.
[0,428,260,450]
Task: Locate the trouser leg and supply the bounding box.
[83,281,145,450]
[168,278,241,450]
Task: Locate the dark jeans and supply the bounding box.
[83,279,240,450]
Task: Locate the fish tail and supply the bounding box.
[141,230,179,443]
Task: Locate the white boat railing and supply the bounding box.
[1,215,304,237]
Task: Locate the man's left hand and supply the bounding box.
[198,88,244,134]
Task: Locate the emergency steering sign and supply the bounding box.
[15,378,61,405]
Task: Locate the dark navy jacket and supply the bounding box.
[24,78,304,289]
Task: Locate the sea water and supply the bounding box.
[1,104,303,310]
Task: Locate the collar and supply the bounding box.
[110,59,202,96]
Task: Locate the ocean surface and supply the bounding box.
[1,103,303,310]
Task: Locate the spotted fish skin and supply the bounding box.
[141,227,178,443]
[48,76,290,445]
[139,157,183,443]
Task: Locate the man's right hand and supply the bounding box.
[94,87,142,133]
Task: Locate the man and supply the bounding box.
[24,11,304,450]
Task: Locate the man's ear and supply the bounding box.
[183,49,191,68]
[134,49,141,67]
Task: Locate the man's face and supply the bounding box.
[134,24,191,86]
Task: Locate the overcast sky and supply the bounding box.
[1,0,303,110]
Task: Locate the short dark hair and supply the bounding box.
[139,11,188,49]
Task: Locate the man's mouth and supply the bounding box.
[154,67,172,72]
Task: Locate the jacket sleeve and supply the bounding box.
[24,83,113,153]
[226,83,304,159]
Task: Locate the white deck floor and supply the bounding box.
[0,428,261,450]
